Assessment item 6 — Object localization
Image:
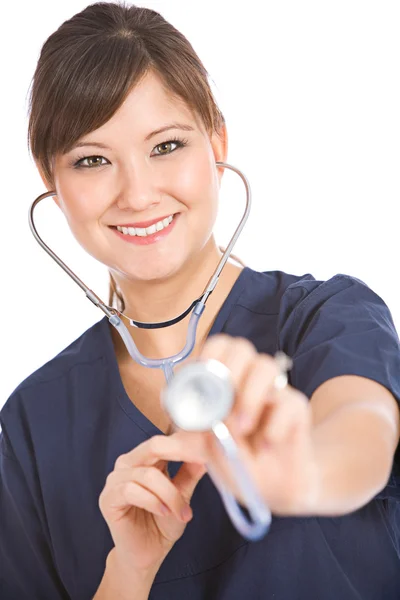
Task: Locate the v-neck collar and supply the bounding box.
[101,266,251,437]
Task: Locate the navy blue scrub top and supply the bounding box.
[1,267,400,600]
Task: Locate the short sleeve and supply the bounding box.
[278,273,400,499]
[0,417,69,599]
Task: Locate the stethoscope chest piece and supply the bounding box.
[161,359,234,431]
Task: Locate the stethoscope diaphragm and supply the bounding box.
[161,359,234,432]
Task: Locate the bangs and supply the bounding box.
[29,34,150,175]
[28,3,224,185]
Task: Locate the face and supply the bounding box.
[52,71,226,283]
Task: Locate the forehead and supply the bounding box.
[95,70,201,136]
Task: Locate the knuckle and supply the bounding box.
[201,333,230,354]
[98,487,109,513]
[121,481,135,504]
[142,466,158,486]
[208,333,231,344]
[114,454,128,470]
[258,354,281,379]
[231,337,256,356]
[105,471,115,488]
[259,353,279,368]
[148,435,163,457]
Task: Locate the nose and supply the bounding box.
[116,161,161,213]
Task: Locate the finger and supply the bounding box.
[101,466,192,522]
[198,333,231,359]
[99,469,169,519]
[114,433,208,471]
[112,481,172,519]
[172,462,207,503]
[260,389,310,446]
[227,354,281,436]
[132,466,193,521]
[199,335,256,390]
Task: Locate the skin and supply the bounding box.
[39,70,400,595]
[51,70,242,360]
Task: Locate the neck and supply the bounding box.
[110,240,243,362]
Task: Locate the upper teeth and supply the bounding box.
[117,215,174,237]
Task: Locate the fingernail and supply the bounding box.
[181,505,192,522]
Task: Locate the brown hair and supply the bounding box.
[28,2,225,311]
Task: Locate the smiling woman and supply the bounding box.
[2,2,400,600]
[28,4,226,308]
[47,69,228,296]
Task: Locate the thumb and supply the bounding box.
[172,462,207,503]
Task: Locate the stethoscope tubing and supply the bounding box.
[28,161,272,540]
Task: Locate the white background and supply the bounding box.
[0,1,399,408]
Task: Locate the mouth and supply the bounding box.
[110,213,179,245]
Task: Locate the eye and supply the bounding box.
[71,137,188,168]
[151,138,188,157]
[74,156,109,168]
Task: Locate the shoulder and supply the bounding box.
[277,271,397,351]
[240,266,396,329]
[235,267,317,315]
[281,271,382,310]
[239,267,379,317]
[1,317,111,432]
[17,317,109,390]
[271,270,400,407]
[241,266,400,401]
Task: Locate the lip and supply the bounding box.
[114,213,176,228]
[111,213,179,246]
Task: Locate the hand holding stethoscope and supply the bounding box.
[163,334,319,523]
[99,336,318,580]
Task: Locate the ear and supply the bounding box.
[210,124,228,182]
[35,160,61,208]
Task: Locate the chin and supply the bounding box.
[118,255,189,283]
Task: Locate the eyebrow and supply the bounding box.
[68,122,195,152]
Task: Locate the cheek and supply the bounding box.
[172,151,219,212]
[55,179,108,227]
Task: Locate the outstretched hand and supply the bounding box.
[191,334,320,515]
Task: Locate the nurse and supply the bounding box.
[1,3,400,599]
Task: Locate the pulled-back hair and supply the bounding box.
[28,1,225,310]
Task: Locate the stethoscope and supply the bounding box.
[29,161,291,541]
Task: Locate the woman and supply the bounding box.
[1,3,400,599]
